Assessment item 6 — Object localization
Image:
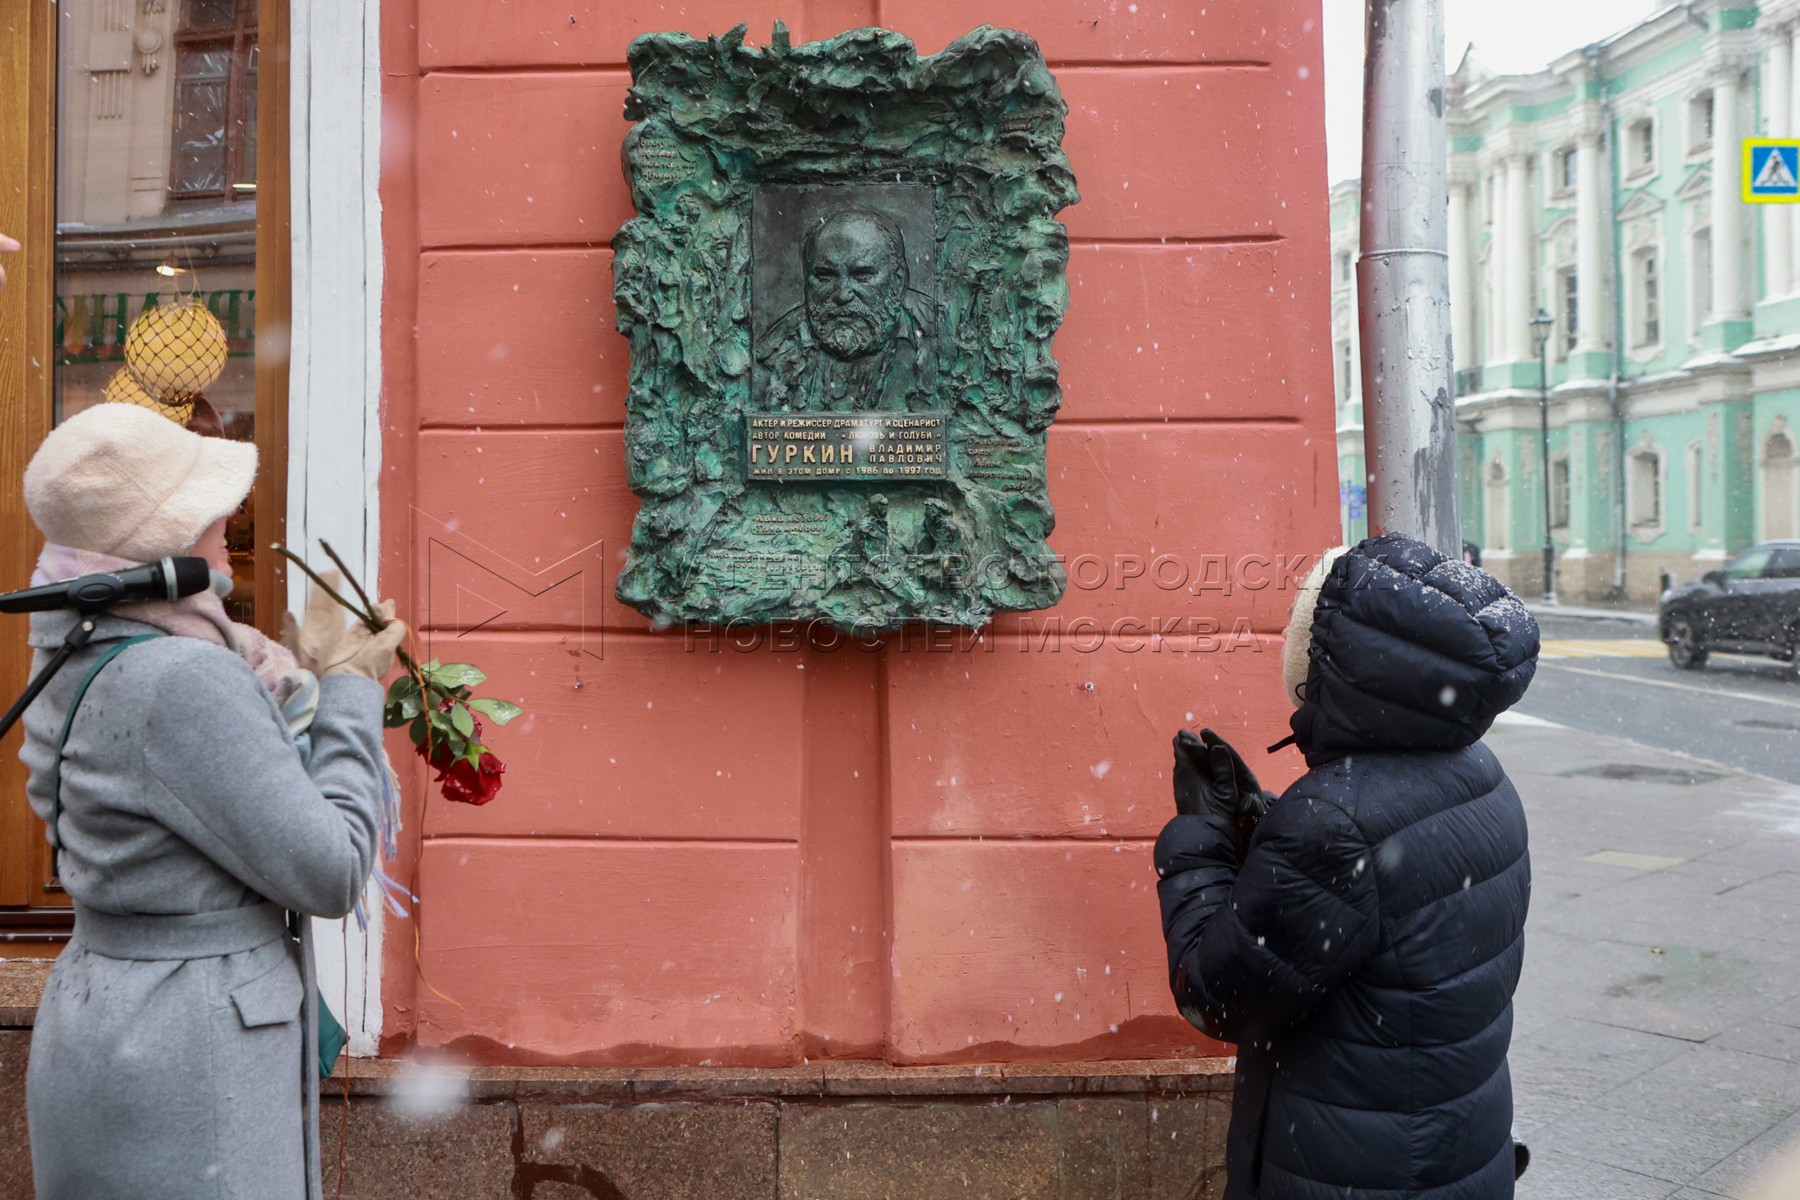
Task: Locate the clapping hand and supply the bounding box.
[1172,728,1276,842]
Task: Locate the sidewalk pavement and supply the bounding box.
[1525,601,1659,625]
[1490,711,1800,1199]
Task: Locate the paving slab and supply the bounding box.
[1517,1147,1682,1199]
[1490,718,1800,1196]
[1692,1111,1800,1199]
[1508,1016,1691,1109]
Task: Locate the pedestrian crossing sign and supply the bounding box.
[1745,139,1800,203]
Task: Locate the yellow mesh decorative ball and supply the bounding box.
[123,300,227,400]
[103,366,197,425]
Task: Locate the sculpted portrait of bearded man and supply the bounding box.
[754,207,939,413]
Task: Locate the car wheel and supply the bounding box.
[1667,616,1709,670]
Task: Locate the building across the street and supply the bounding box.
[1334,0,1800,604]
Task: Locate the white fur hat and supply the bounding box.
[1281,545,1348,708]
[24,403,257,561]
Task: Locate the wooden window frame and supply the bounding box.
[0,0,289,950]
[170,0,261,204]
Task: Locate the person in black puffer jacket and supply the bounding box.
[1156,533,1539,1200]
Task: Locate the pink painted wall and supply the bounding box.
[378,0,1338,1067]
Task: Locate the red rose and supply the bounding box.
[435,751,506,806]
[416,730,506,806]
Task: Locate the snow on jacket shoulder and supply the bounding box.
[1157,534,1538,1200]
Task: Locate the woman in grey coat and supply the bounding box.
[17,402,406,1200]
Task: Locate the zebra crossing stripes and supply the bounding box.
[1538,638,1669,661]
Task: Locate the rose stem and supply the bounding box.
[270,544,494,771]
[270,542,426,681]
[319,539,379,618]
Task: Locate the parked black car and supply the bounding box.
[1659,541,1800,673]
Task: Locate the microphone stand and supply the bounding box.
[0,615,100,743]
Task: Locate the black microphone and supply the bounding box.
[0,557,214,614]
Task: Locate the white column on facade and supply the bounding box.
[1487,164,1509,367]
[1767,29,1794,298]
[1790,22,1800,289]
[1449,179,1476,377]
[289,1,387,1057]
[1575,133,1608,355]
[1507,153,1535,362]
[1712,69,1746,323]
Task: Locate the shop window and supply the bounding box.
[1549,453,1571,530]
[0,1,289,940]
[1687,441,1704,533]
[1628,444,1666,535]
[1484,458,1510,552]
[1766,431,1798,542]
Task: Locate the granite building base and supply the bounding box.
[0,1032,1232,1200]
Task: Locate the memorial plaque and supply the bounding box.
[613,24,1077,632]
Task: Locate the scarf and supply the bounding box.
[34,543,304,701]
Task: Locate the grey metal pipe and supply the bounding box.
[1589,42,1628,597]
[1357,0,1460,557]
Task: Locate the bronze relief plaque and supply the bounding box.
[612,24,1078,632]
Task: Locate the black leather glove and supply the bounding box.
[1172,729,1277,842]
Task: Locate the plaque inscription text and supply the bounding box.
[746,414,949,482]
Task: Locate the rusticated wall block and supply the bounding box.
[316,1098,515,1199]
[0,1051,1229,1198]
[519,1100,779,1199]
[777,1093,1226,1200]
[1145,1093,1233,1200]
[0,1033,32,1200]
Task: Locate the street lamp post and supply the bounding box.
[1530,308,1558,605]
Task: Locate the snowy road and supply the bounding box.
[1518,614,1800,785]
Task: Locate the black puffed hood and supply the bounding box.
[1290,533,1540,765]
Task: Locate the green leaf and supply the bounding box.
[468,697,524,725]
[450,703,475,738]
[430,663,488,689]
[395,691,424,721]
[387,675,421,701]
[408,715,426,746]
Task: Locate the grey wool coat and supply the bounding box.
[19,610,386,1200]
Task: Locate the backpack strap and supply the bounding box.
[47,633,166,849]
